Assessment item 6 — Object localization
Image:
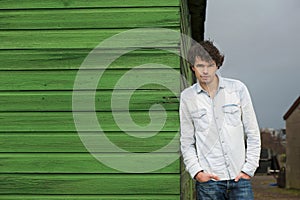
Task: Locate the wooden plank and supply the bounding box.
[179,0,194,85]
[0,69,180,90]
[0,111,179,132]
[0,49,180,70]
[0,153,179,173]
[0,8,179,30]
[0,0,179,9]
[0,29,180,49]
[0,132,179,153]
[0,174,180,194]
[0,195,180,200]
[0,91,179,111]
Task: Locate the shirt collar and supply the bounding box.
[195,73,225,94]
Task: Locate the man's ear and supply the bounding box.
[190,65,195,72]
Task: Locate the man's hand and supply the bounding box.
[234,172,251,182]
[195,171,220,182]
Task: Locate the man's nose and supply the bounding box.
[203,66,208,73]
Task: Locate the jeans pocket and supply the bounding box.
[196,180,220,199]
[222,104,241,127]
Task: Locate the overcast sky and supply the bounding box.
[205,0,300,129]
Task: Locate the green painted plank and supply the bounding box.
[0,174,180,194]
[0,91,179,111]
[0,153,179,173]
[0,8,179,30]
[0,69,180,90]
[0,195,180,200]
[0,111,179,132]
[0,0,179,9]
[0,49,180,70]
[0,29,180,49]
[0,132,179,153]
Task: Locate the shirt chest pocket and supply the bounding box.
[222,104,242,127]
[191,109,209,131]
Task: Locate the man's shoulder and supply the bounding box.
[181,83,197,98]
[222,77,243,84]
[222,77,246,90]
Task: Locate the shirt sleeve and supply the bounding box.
[239,83,261,177]
[180,93,203,178]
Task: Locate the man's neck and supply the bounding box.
[200,75,219,98]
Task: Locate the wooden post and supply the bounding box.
[187,0,207,42]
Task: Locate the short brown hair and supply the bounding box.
[188,40,224,69]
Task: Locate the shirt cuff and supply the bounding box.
[189,165,203,180]
[241,166,256,177]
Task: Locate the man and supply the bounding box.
[180,40,261,199]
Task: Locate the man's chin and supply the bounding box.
[200,80,210,84]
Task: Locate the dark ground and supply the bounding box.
[252,175,300,200]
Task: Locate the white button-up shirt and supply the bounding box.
[180,75,261,180]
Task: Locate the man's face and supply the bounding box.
[192,56,218,86]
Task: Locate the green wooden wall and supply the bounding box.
[0,0,182,199]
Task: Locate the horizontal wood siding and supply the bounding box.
[0,0,179,9]
[0,49,179,70]
[0,91,179,111]
[0,69,180,90]
[0,0,181,199]
[0,153,179,173]
[0,195,180,200]
[0,133,178,153]
[0,30,179,49]
[0,174,179,194]
[0,8,179,29]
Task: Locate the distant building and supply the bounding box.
[283,96,300,189]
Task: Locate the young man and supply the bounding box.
[180,41,261,199]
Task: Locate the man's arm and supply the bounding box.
[180,94,203,179]
[239,83,261,177]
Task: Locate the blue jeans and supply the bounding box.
[196,179,254,200]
